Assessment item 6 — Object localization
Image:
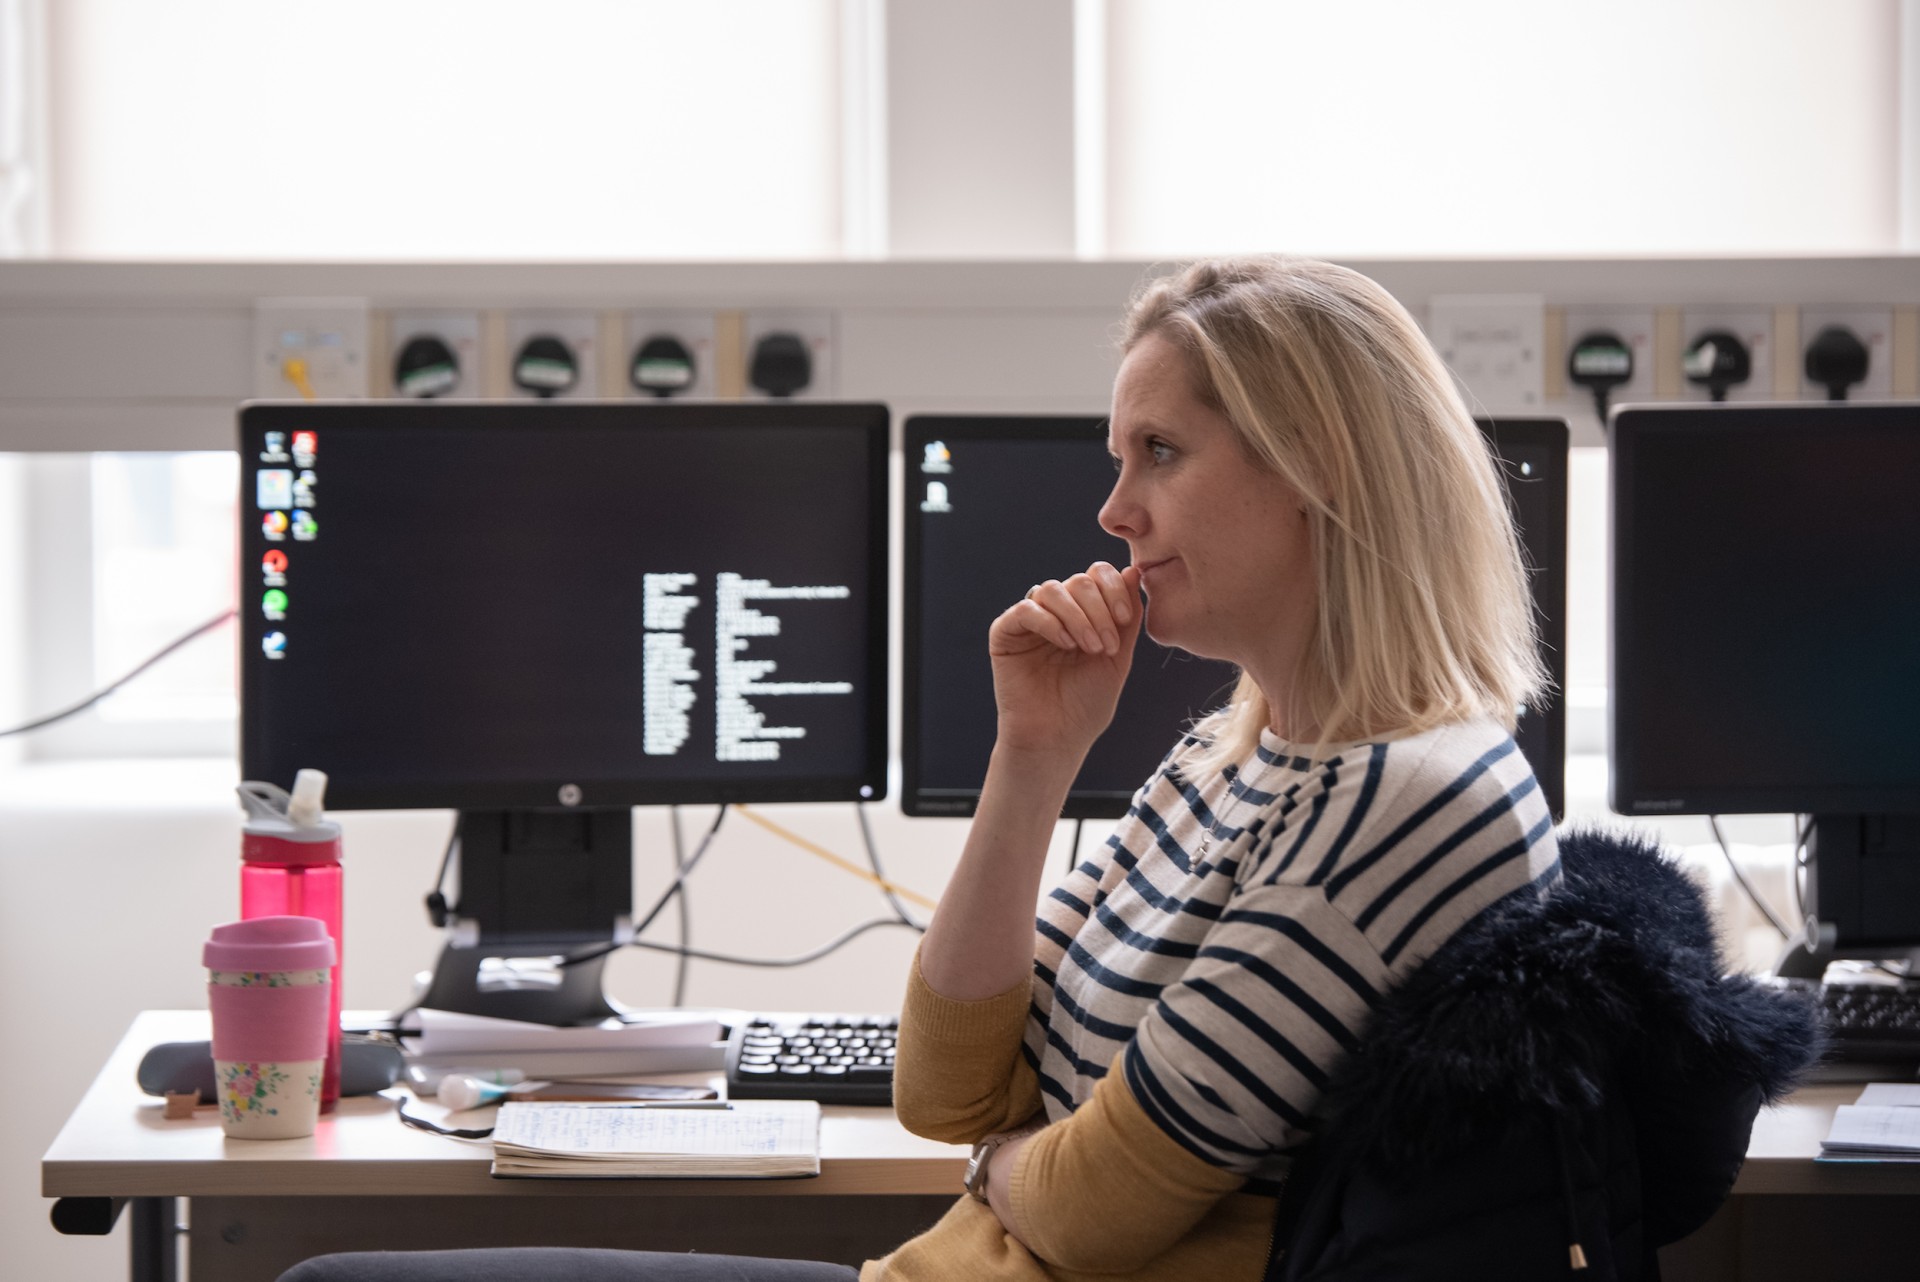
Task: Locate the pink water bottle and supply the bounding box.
[237,770,344,1112]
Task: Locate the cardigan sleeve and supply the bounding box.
[890,947,1045,1144]
[1008,1051,1245,1271]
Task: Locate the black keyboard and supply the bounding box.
[1805,981,1920,1061]
[724,1014,897,1105]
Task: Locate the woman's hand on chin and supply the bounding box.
[988,561,1143,761]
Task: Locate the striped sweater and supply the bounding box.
[1027,714,1560,1192]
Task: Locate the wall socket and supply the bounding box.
[626,311,718,399]
[253,299,369,399]
[505,311,600,399]
[1798,306,1892,401]
[744,310,836,399]
[1679,308,1772,403]
[1424,295,1543,415]
[386,311,483,398]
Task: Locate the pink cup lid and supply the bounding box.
[203,916,336,972]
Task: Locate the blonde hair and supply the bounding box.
[1122,256,1548,769]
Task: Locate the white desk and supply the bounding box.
[44,1012,967,1281]
[44,1012,1920,1282]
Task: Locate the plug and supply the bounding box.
[1803,325,1869,401]
[1682,330,1751,402]
[512,335,579,398]
[395,335,460,398]
[749,332,812,397]
[632,335,697,397]
[1567,331,1633,429]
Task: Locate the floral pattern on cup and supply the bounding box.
[220,1061,294,1122]
[209,968,331,988]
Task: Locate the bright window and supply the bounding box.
[49,0,843,258]
[90,452,238,723]
[1102,0,1899,257]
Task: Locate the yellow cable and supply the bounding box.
[733,805,939,913]
[282,357,318,400]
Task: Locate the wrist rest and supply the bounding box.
[137,1036,403,1101]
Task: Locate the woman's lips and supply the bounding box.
[1134,557,1175,583]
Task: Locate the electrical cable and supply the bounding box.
[854,801,925,932]
[1790,813,1813,923]
[734,805,937,911]
[669,805,692,1006]
[1707,815,1792,939]
[624,917,921,969]
[558,806,730,969]
[423,817,461,928]
[0,608,237,738]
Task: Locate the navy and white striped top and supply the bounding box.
[1025,715,1560,1191]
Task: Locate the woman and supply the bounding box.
[280,256,1558,1282]
[874,254,1557,1279]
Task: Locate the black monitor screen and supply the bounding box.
[902,415,1567,821]
[239,402,890,810]
[1611,404,1920,815]
[1481,418,1569,822]
[902,417,1238,819]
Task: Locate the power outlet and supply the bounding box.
[387,311,483,398]
[744,310,836,399]
[1679,308,1772,403]
[253,299,369,399]
[1798,306,1892,401]
[1424,295,1543,415]
[627,311,718,399]
[1561,307,1655,426]
[505,311,600,399]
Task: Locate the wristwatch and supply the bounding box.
[963,1129,1028,1204]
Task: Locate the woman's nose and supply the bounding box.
[1098,479,1138,539]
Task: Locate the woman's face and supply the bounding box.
[1099,332,1317,674]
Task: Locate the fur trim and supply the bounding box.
[1320,824,1823,1173]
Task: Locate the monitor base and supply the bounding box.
[416,940,623,1026]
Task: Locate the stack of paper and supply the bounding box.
[490,1100,821,1179]
[1820,1083,1920,1162]
[402,1008,728,1076]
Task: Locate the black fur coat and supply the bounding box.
[1264,826,1823,1281]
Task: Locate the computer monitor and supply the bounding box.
[900,415,1567,821]
[239,401,890,1019]
[1611,403,1920,959]
[1481,417,1569,823]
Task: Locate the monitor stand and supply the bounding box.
[1774,814,1920,980]
[416,807,636,1026]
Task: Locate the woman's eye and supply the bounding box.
[1148,440,1175,463]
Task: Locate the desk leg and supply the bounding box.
[131,1197,179,1282]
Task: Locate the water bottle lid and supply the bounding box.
[238,779,341,844]
[203,915,336,971]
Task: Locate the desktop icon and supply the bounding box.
[921,440,952,474]
[263,510,290,541]
[292,470,317,508]
[259,432,290,464]
[919,480,951,513]
[291,431,318,467]
[256,469,293,510]
[262,631,288,660]
[262,589,288,621]
[291,510,318,541]
[262,549,288,587]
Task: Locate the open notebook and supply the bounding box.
[491,1100,821,1179]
